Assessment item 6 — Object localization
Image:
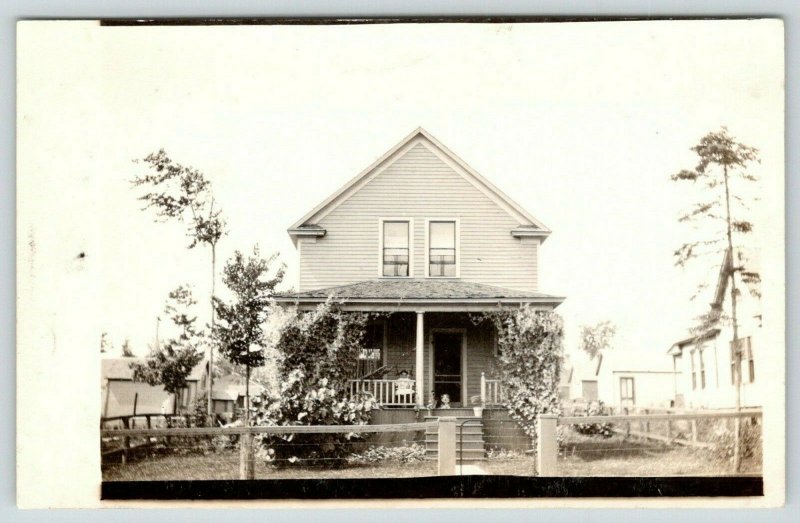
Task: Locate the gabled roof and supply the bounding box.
[211,374,265,401]
[288,128,551,240]
[102,357,207,382]
[595,350,676,374]
[668,329,721,355]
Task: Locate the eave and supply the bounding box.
[273,295,565,313]
[510,227,551,241]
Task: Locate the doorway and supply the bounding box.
[432,331,464,405]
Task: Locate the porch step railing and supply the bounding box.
[347,379,415,406]
[480,373,505,406]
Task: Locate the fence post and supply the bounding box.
[644,408,650,435]
[537,414,558,477]
[239,429,255,480]
[438,417,457,476]
[122,417,130,465]
[624,407,631,438]
[480,373,487,406]
[691,420,698,444]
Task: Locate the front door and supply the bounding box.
[433,332,463,405]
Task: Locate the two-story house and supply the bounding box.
[668,248,762,409]
[274,128,564,409]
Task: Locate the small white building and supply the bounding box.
[565,350,677,410]
[668,249,762,409]
[101,357,208,418]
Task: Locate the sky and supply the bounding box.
[18,20,784,359]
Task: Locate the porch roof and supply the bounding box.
[274,279,564,312]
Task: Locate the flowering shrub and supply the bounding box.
[348,443,426,465]
[486,448,524,460]
[253,370,377,467]
[277,299,374,390]
[572,401,614,437]
[478,308,564,452]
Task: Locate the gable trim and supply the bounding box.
[288,128,552,235]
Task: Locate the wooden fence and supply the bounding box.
[536,408,763,476]
[101,419,465,479]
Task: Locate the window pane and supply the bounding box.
[430,221,455,248]
[384,221,408,248]
[383,221,409,276]
[429,221,456,276]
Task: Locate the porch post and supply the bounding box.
[415,311,425,407]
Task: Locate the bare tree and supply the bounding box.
[132,150,226,415]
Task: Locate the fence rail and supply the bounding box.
[101,422,433,438]
[558,407,762,425]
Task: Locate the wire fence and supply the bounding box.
[101,422,436,481]
[101,409,763,480]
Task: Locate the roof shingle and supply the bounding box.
[275,279,561,302]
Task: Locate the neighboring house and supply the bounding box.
[668,248,762,409]
[565,351,603,403]
[275,128,564,408]
[101,357,208,418]
[564,350,676,410]
[211,373,266,421]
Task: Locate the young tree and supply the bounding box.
[578,320,616,360]
[129,286,205,413]
[100,332,112,354]
[132,151,226,415]
[120,338,136,358]
[213,246,285,424]
[671,127,761,471]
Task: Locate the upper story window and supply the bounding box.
[731,336,755,384]
[427,220,458,277]
[381,220,410,277]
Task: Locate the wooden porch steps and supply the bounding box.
[424,415,486,462]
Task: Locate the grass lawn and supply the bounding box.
[103,451,437,481]
[103,432,761,481]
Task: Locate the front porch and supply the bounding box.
[348,372,505,408]
[275,279,564,408]
[346,311,507,409]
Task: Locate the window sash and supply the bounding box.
[382,221,409,277]
[428,221,456,277]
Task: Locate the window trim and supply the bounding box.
[424,218,460,278]
[619,376,635,406]
[378,218,414,278]
[698,347,706,389]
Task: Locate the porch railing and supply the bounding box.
[480,373,505,406]
[348,379,415,406]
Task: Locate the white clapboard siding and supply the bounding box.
[299,142,539,291]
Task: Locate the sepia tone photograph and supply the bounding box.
[16,18,785,507]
